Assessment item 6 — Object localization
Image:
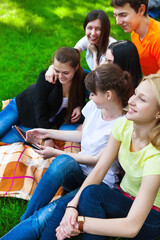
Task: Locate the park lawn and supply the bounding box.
[1,0,159,239]
[0,0,129,108]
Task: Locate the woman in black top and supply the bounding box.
[0,47,86,145]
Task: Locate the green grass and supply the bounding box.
[0,0,129,109]
[0,197,126,239]
[0,197,28,236]
[0,0,157,239]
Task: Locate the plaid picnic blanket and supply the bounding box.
[0,100,81,200]
[0,141,81,200]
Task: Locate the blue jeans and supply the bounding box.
[0,97,31,143]
[1,155,85,239]
[21,154,86,221]
[77,185,160,240]
[0,189,78,240]
[36,184,160,240]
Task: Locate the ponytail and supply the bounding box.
[85,64,133,108]
[119,71,133,108]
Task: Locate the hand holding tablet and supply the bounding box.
[12,125,42,150]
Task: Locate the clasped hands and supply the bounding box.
[56,208,81,240]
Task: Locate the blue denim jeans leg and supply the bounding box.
[21,154,86,221]
[40,193,76,240]
[0,189,78,240]
[0,97,31,143]
[0,201,57,240]
[0,98,19,139]
[77,184,160,240]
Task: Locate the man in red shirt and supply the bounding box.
[110,0,160,75]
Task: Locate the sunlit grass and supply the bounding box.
[0,2,44,28]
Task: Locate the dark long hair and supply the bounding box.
[53,47,84,122]
[108,40,142,88]
[83,10,110,63]
[85,63,133,108]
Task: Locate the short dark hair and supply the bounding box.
[83,10,110,60]
[85,63,133,108]
[110,0,148,16]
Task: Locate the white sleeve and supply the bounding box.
[82,100,95,118]
[74,36,89,51]
[108,36,117,46]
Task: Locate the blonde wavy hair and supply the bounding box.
[142,71,160,149]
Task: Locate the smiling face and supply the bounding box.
[113,3,143,33]
[53,59,77,85]
[126,80,160,124]
[85,18,102,45]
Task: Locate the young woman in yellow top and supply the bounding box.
[55,73,160,240]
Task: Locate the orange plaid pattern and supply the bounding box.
[0,100,81,201]
[0,140,81,200]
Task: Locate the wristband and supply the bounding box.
[44,138,51,141]
[66,206,78,212]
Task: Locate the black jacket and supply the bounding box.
[16,69,86,129]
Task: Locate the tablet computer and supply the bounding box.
[12,125,41,150]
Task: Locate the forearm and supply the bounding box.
[92,53,98,70]
[63,152,100,165]
[46,129,82,142]
[83,175,160,238]
[67,135,120,208]
[51,148,100,165]
[74,46,82,53]
[83,217,138,238]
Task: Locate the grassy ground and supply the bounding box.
[0,0,129,108]
[0,0,159,239]
[0,197,28,236]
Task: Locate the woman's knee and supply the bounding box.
[78,185,108,218]
[79,185,99,206]
[45,154,79,180]
[78,185,111,211]
[51,154,79,172]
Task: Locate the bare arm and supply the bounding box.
[57,168,160,239]
[75,46,82,53]
[56,134,121,239]
[27,120,103,163]
[67,134,120,207]
[88,44,98,70]
[33,144,103,163]
[45,65,56,84]
[27,128,82,143]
